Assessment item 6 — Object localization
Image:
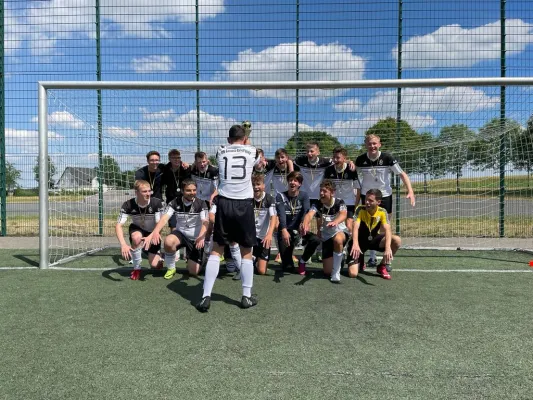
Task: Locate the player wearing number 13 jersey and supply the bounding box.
[197,125,261,313]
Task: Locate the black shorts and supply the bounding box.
[361,194,393,214]
[322,232,348,259]
[168,213,177,229]
[213,196,257,248]
[253,237,271,261]
[129,224,160,255]
[346,205,355,219]
[359,233,386,253]
[169,229,203,264]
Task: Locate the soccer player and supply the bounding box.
[196,125,260,312]
[323,146,360,233]
[262,148,296,195]
[190,151,219,204]
[293,142,355,210]
[144,179,209,278]
[348,189,401,280]
[355,134,415,267]
[275,171,321,275]
[115,180,165,280]
[301,180,348,283]
[162,149,191,228]
[135,151,165,200]
[251,174,277,275]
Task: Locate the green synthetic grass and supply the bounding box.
[1,249,533,399]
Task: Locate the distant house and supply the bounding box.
[57,167,108,191]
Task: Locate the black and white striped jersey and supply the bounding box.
[253,192,277,239]
[323,164,360,206]
[294,156,332,200]
[165,196,208,241]
[263,159,298,195]
[190,165,219,202]
[310,198,348,241]
[355,152,403,197]
[117,197,164,232]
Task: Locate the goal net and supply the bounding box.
[38,79,533,268]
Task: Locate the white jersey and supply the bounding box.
[355,151,403,197]
[216,144,259,199]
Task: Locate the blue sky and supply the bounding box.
[4,0,533,187]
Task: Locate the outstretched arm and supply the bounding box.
[399,172,415,207]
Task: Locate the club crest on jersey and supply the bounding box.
[148,207,153,213]
[379,159,383,165]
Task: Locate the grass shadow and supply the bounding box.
[167,274,241,309]
[13,254,39,267]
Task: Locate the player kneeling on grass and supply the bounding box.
[251,174,277,275]
[301,180,348,283]
[144,179,209,278]
[347,189,401,280]
[115,180,165,280]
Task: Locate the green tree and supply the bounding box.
[468,118,522,171]
[119,168,137,189]
[208,155,218,167]
[511,115,533,187]
[438,124,475,194]
[285,131,342,158]
[33,156,56,189]
[99,155,122,188]
[5,161,22,192]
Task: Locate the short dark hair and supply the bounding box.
[320,179,336,192]
[168,149,181,158]
[229,125,246,140]
[366,188,383,201]
[194,151,207,161]
[332,146,347,157]
[146,151,160,161]
[252,174,264,185]
[287,171,303,185]
[275,148,288,158]
[306,142,320,149]
[181,178,196,190]
[256,148,264,156]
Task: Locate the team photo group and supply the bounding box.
[116,123,416,312]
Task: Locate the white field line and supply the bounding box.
[0,267,531,273]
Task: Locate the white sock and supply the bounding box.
[165,251,176,269]
[332,252,343,276]
[131,247,142,269]
[240,258,254,298]
[202,255,220,297]
[229,243,242,272]
[369,250,377,261]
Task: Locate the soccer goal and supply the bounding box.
[38,78,533,269]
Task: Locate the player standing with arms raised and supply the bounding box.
[196,125,260,312]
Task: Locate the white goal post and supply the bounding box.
[38,78,533,269]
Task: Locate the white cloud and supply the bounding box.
[334,98,361,112]
[394,19,533,68]
[140,108,176,120]
[6,0,225,55]
[5,128,64,154]
[132,55,174,73]
[218,41,366,99]
[105,126,139,137]
[332,87,499,131]
[31,111,85,129]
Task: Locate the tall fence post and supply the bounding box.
[96,0,104,235]
[0,0,6,236]
[395,0,403,235]
[499,0,506,237]
[196,0,201,151]
[39,84,49,269]
[295,0,300,148]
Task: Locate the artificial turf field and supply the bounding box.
[1,248,533,399]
